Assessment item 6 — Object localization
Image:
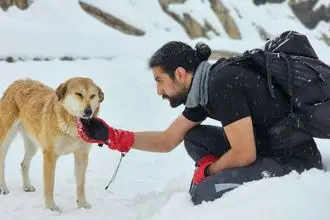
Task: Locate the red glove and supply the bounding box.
[192,155,219,185]
[77,117,134,153]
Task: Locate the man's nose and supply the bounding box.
[156,86,163,96]
[83,106,93,117]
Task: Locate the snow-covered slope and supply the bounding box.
[1,0,329,61]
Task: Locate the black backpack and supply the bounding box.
[214,30,330,148]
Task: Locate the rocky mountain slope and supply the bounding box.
[0,0,329,61]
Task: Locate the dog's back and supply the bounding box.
[1,79,55,114]
[0,79,56,142]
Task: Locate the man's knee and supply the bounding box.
[189,157,287,205]
[189,171,241,205]
[183,125,204,156]
[184,125,202,144]
[190,186,235,205]
[183,125,223,153]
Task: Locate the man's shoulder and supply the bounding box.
[209,59,256,87]
[209,62,242,87]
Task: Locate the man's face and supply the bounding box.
[152,66,190,108]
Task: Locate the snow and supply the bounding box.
[313,0,330,11]
[0,0,330,219]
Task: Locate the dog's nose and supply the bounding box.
[83,107,93,117]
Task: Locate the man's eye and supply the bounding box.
[75,92,83,98]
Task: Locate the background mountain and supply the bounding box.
[0,0,329,62]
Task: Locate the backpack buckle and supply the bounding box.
[319,73,326,82]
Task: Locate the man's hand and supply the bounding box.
[192,155,219,185]
[77,118,134,153]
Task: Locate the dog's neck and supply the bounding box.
[54,102,79,139]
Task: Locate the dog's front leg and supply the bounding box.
[74,150,91,209]
[43,150,60,211]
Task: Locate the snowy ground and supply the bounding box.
[1,0,330,219]
[0,58,330,220]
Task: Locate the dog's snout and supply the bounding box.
[83,107,93,117]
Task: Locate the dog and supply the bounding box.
[0,77,104,211]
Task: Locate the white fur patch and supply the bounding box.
[55,136,90,155]
[62,94,99,118]
[89,99,99,116]
[63,94,83,117]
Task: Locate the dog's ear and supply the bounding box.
[97,86,104,103]
[55,82,68,101]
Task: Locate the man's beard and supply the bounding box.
[163,87,189,108]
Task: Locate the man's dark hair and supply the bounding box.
[148,41,212,78]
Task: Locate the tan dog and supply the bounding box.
[0,77,104,211]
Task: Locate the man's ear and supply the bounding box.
[97,86,104,103]
[174,67,187,83]
[55,81,68,101]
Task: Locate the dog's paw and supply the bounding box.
[46,202,61,212]
[77,200,92,209]
[0,184,9,195]
[23,184,36,192]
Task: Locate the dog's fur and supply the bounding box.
[0,77,104,211]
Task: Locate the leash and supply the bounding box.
[104,152,126,190]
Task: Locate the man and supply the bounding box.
[77,41,323,205]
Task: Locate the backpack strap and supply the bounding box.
[265,52,276,98]
[250,50,295,113]
[244,50,277,99]
[279,52,294,113]
[212,52,251,70]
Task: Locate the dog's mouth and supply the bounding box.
[80,115,93,120]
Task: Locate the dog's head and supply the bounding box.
[55,77,104,119]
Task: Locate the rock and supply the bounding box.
[210,50,240,59]
[320,32,330,46]
[252,22,273,41]
[0,0,28,11]
[253,0,285,6]
[158,0,240,39]
[209,0,241,39]
[289,0,330,29]
[158,0,212,39]
[79,1,145,36]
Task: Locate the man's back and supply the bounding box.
[207,62,289,143]
[206,61,322,169]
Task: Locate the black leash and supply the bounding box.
[104,152,126,190]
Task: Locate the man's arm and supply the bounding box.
[208,116,257,175]
[132,115,201,153]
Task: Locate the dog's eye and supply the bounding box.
[75,92,83,98]
[90,94,96,99]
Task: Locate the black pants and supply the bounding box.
[184,125,323,205]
